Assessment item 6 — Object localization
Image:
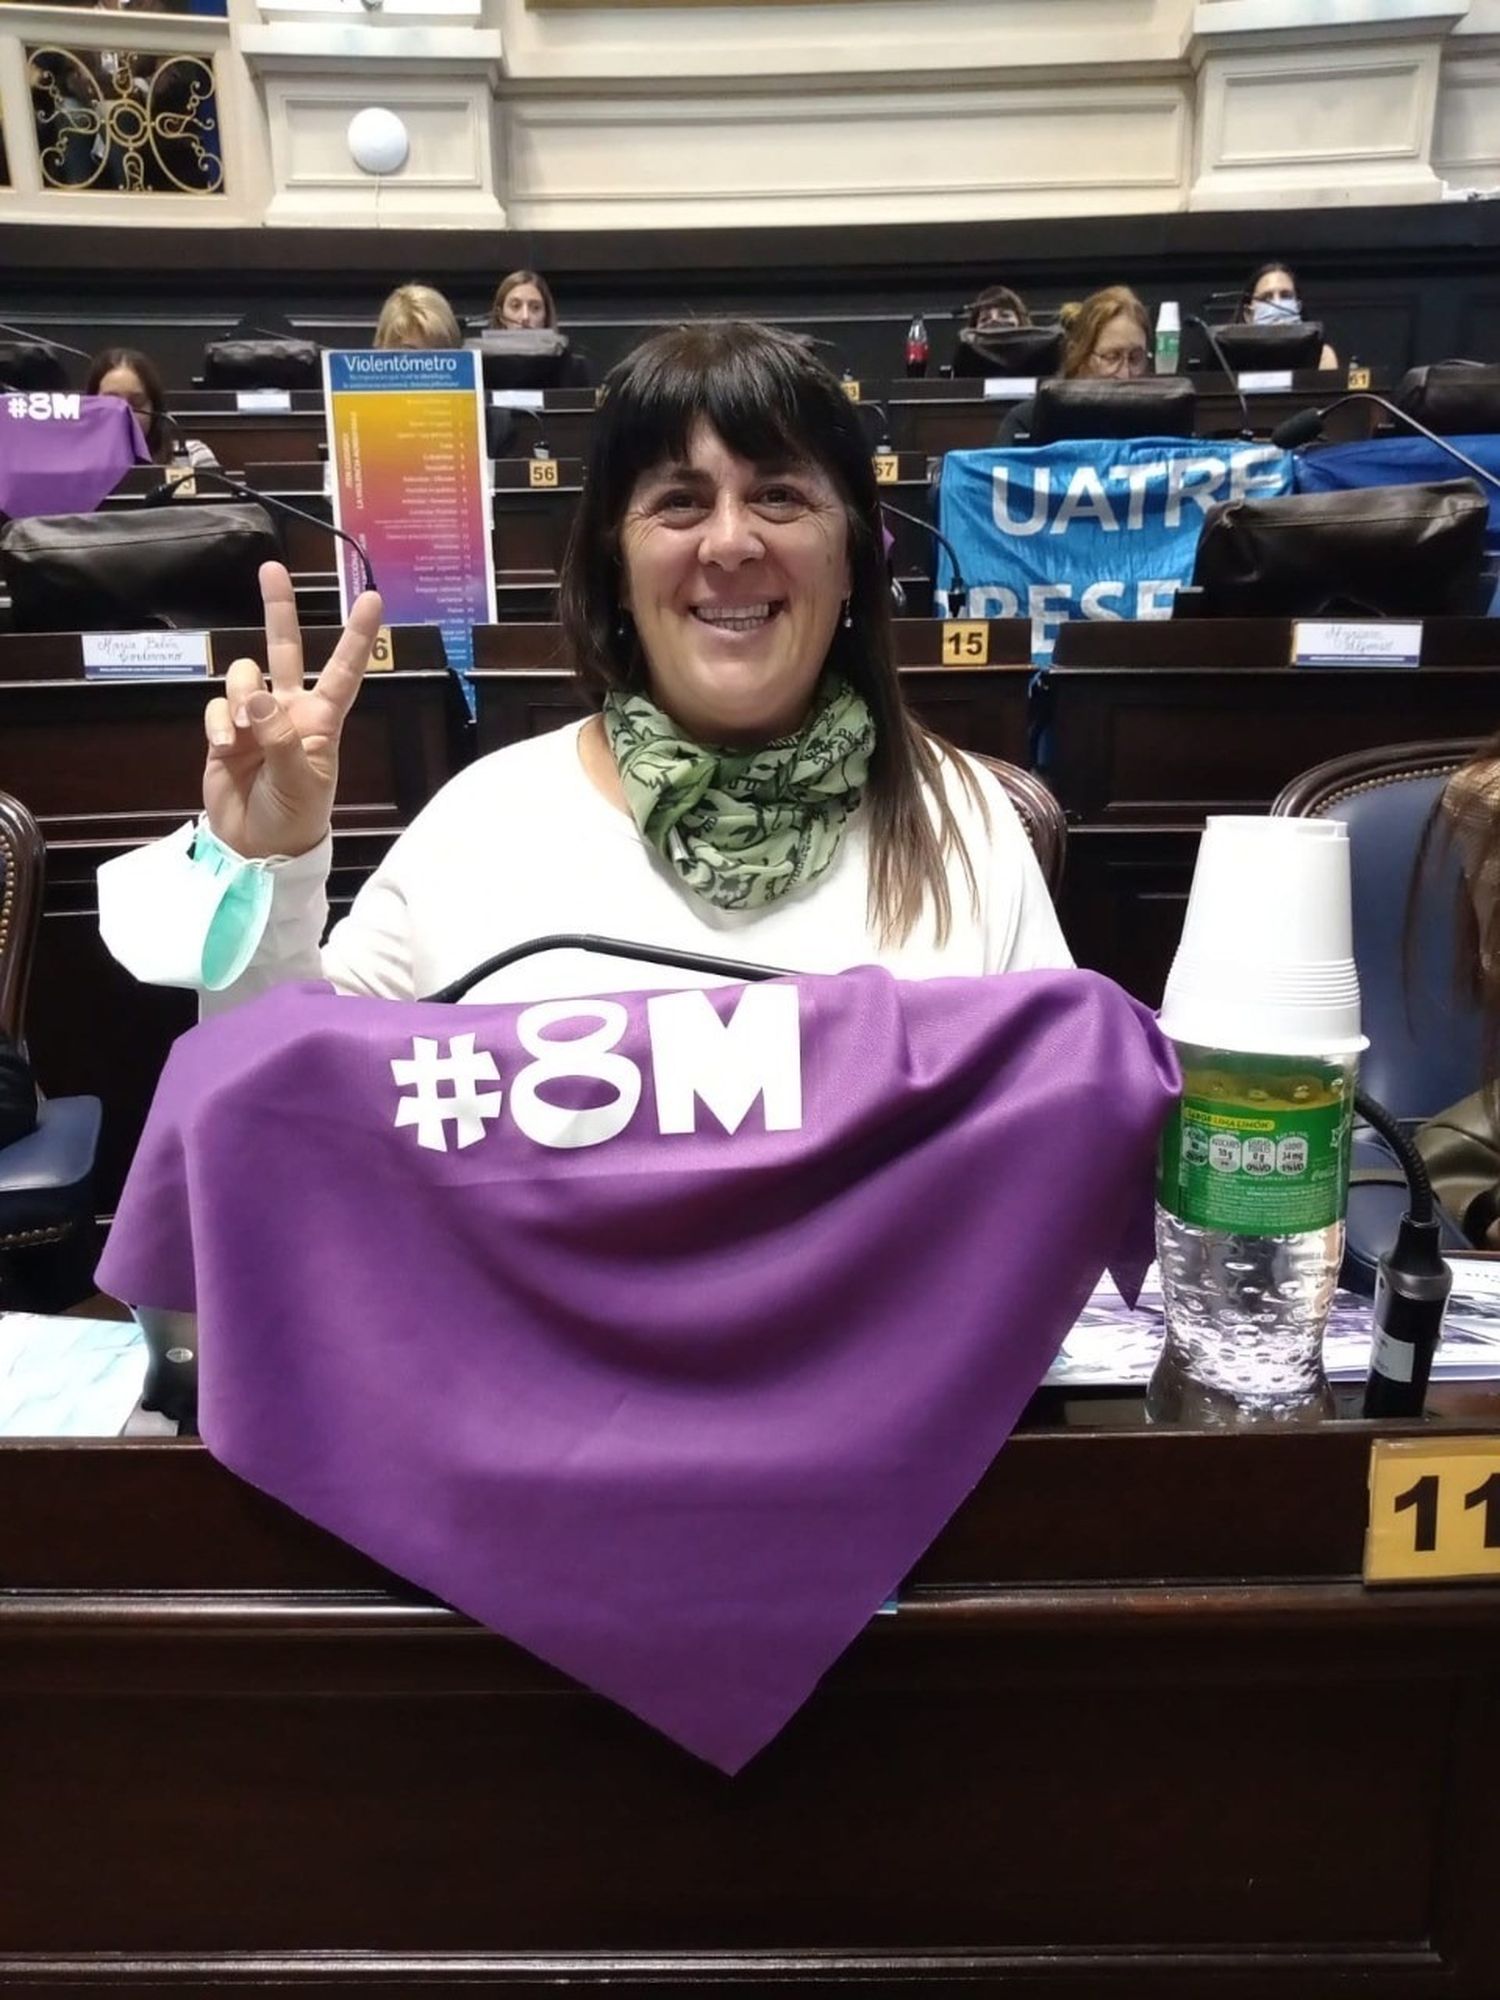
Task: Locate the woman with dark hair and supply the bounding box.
[488,269,558,331]
[86,346,218,469]
[122,321,1067,1008]
[487,267,589,385]
[968,285,1031,333]
[1239,263,1339,371]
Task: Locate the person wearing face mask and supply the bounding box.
[102,321,1070,1014]
[1240,264,1339,371]
[995,286,1151,444]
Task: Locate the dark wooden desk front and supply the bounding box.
[1,1398,1496,1993]
[0,627,461,1206]
[1047,618,1500,1004]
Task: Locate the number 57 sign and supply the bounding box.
[1365,1437,1500,1584]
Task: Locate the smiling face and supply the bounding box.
[501,282,548,329]
[618,418,851,746]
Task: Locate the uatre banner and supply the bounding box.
[936,438,1294,660]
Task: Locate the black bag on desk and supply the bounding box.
[202,336,321,391]
[1188,479,1491,618]
[0,502,278,631]
[1397,362,1500,437]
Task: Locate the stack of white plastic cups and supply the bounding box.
[1149,817,1368,1425]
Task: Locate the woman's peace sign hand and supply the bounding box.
[202,561,384,860]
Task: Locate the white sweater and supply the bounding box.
[205,719,1071,1011]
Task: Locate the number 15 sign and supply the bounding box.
[1365,1437,1500,1585]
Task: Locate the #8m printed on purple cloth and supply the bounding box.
[99,963,1179,1771]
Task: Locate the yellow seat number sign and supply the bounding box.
[941,621,990,667]
[368,625,395,672]
[1364,1436,1500,1584]
[528,458,560,487]
[873,454,899,485]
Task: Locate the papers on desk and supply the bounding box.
[1,1315,147,1436]
[1047,1264,1500,1388]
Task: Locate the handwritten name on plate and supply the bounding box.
[82,632,212,680]
[1292,621,1422,668]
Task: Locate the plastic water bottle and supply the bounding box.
[1148,1045,1356,1423]
[1154,301,1181,376]
[1148,817,1366,1426]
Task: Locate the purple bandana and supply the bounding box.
[99,966,1179,1771]
[0,392,151,519]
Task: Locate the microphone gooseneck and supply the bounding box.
[1271,391,1500,497]
[879,499,969,618]
[0,318,94,362]
[1184,314,1252,437]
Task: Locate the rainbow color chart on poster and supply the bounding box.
[323,348,496,683]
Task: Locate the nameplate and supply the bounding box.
[235,388,292,414]
[983,376,1038,400]
[1293,620,1422,668]
[82,631,212,679]
[491,389,545,411]
[1365,1436,1500,1585]
[1237,370,1295,393]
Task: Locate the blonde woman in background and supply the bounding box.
[374,284,462,351]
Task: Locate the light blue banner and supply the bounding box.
[1292,432,1500,555]
[936,438,1294,661]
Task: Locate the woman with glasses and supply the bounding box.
[995,286,1152,443]
[1239,264,1339,371]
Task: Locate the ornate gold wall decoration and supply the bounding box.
[28,43,223,194]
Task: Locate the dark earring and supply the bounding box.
[841,597,853,630]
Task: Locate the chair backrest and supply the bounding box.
[1272,741,1485,1120]
[1030,376,1196,444]
[0,790,44,1051]
[974,755,1067,898]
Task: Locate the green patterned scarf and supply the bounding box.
[600,677,877,911]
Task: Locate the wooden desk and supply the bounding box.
[883,373,1379,457]
[2,1395,1496,1992]
[0,627,461,1207]
[468,620,1033,767]
[1047,618,1500,1002]
[176,388,602,478]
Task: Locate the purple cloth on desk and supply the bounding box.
[98,966,1179,1771]
[0,394,151,519]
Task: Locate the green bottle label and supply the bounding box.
[1157,1052,1354,1234]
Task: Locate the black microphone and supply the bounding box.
[1271,392,1500,498]
[879,499,968,617]
[145,459,379,596]
[0,318,93,362]
[1185,314,1252,436]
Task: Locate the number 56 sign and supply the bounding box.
[1365,1437,1500,1584]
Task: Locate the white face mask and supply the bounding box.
[1251,295,1301,325]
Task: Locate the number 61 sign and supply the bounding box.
[1364,1436,1500,1584]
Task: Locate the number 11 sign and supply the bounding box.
[1365,1436,1500,1584]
